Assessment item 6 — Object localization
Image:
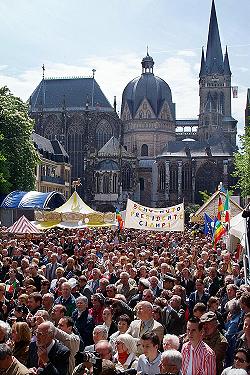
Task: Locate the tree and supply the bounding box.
[233,127,250,197]
[0,86,39,193]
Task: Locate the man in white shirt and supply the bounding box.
[137,332,161,375]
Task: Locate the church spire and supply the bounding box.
[199,47,206,77]
[224,46,231,76]
[205,0,224,74]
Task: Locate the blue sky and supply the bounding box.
[0,0,249,133]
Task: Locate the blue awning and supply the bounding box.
[1,191,66,210]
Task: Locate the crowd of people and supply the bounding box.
[0,226,249,375]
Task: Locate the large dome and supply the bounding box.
[122,53,174,118]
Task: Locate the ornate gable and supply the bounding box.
[121,102,132,121]
[159,101,173,121]
[134,98,156,119]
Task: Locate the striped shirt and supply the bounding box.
[182,340,216,375]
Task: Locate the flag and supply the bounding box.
[213,219,226,247]
[116,208,123,230]
[223,190,230,224]
[5,284,14,294]
[217,194,223,220]
[204,213,214,235]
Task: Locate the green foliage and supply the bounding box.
[233,127,250,197]
[0,86,39,193]
[185,203,200,222]
[199,190,212,203]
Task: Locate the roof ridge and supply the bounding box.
[45,76,93,80]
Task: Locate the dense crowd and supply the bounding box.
[0,226,249,375]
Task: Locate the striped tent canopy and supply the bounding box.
[8,215,41,234]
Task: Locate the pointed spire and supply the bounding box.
[206,0,224,74]
[224,46,231,76]
[42,64,45,80]
[199,47,206,77]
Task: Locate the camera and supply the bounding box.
[81,351,102,375]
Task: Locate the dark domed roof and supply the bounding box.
[122,54,174,118]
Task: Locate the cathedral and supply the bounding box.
[29,0,237,210]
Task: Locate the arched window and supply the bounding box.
[96,172,101,193]
[182,164,191,191]
[141,144,148,156]
[103,174,110,194]
[113,174,117,193]
[139,178,144,191]
[96,120,113,150]
[170,164,178,192]
[147,111,151,119]
[158,163,166,191]
[139,111,143,119]
[122,166,131,190]
[220,92,224,114]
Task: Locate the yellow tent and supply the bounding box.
[34,191,116,229]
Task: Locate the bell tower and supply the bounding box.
[198,0,237,145]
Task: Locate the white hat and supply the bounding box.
[68,277,78,289]
[116,333,137,354]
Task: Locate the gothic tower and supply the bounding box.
[198,0,237,146]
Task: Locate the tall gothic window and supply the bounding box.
[113,174,118,193]
[96,120,113,150]
[139,178,144,191]
[122,166,131,190]
[141,144,148,156]
[158,163,166,192]
[182,164,191,191]
[96,172,101,193]
[170,164,178,192]
[67,125,84,180]
[103,174,110,194]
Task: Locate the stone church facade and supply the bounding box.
[29,0,237,210]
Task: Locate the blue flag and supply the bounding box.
[204,213,214,235]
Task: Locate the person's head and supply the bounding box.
[240,293,250,313]
[106,284,117,298]
[92,268,101,280]
[115,333,137,355]
[76,296,88,312]
[227,283,238,300]
[141,332,160,359]
[169,295,182,311]
[55,267,64,279]
[93,325,108,344]
[0,321,11,344]
[142,289,155,303]
[51,304,67,324]
[61,282,72,300]
[42,293,54,310]
[35,321,55,348]
[102,307,112,323]
[57,317,74,334]
[193,302,207,319]
[91,293,105,310]
[100,360,116,375]
[41,279,50,294]
[233,348,250,371]
[159,349,182,374]
[27,292,42,312]
[0,284,5,297]
[227,299,241,317]
[119,272,130,286]
[149,276,159,289]
[187,317,203,347]
[163,334,180,351]
[195,279,205,294]
[95,340,112,360]
[200,312,219,337]
[0,344,13,370]
[208,296,220,312]
[136,301,153,321]
[11,322,31,344]
[117,314,131,334]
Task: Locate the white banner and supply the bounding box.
[124,199,184,232]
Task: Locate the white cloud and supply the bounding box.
[0,53,244,131]
[177,50,197,57]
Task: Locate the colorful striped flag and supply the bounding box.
[223,190,230,224]
[217,194,223,220]
[213,219,226,247]
[116,208,123,230]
